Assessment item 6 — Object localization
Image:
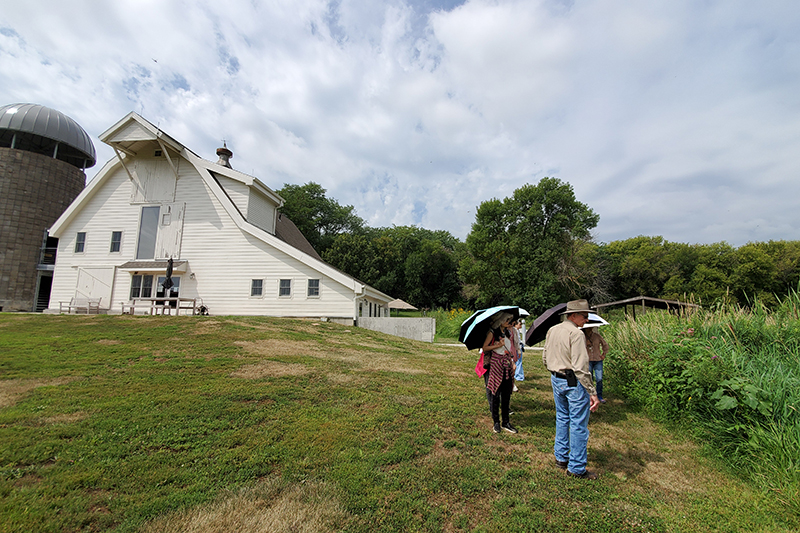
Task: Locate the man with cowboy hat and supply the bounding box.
[542,299,600,479]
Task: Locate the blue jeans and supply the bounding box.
[551,374,591,475]
[589,360,603,399]
[514,351,525,381]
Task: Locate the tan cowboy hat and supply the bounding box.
[560,299,592,315]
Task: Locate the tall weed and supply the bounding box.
[430,308,474,340]
[604,294,800,513]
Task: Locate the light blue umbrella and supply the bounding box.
[459,305,519,350]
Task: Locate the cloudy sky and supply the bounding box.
[2,0,798,246]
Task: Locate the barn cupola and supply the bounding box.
[216,142,232,168]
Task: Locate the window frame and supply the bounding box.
[136,206,160,260]
[110,231,122,253]
[251,279,264,298]
[130,274,155,299]
[307,278,320,298]
[74,232,86,253]
[278,278,292,298]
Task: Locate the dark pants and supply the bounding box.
[484,373,493,415]
[491,376,513,424]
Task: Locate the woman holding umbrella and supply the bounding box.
[483,311,518,434]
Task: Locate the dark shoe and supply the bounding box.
[566,469,598,480]
[599,398,607,403]
[555,459,568,469]
[493,422,501,433]
[501,422,518,434]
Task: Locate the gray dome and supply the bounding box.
[0,103,96,168]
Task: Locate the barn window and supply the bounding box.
[307,279,320,297]
[74,232,86,253]
[279,279,291,297]
[251,279,263,297]
[136,206,160,260]
[110,231,122,253]
[131,274,154,299]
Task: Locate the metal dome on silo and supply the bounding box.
[0,103,96,169]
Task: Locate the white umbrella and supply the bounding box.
[518,308,530,317]
[581,312,609,328]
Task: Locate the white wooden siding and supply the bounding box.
[177,188,355,316]
[109,121,152,142]
[214,175,249,218]
[49,152,363,318]
[247,189,277,234]
[50,165,142,309]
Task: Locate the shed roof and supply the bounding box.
[388,299,418,310]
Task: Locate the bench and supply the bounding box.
[59,297,101,314]
[121,297,198,316]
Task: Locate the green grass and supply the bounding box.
[1,313,798,532]
[602,295,800,516]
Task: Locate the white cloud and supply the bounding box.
[2,0,799,246]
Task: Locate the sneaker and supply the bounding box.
[599,398,607,403]
[493,422,501,433]
[555,459,568,469]
[512,385,519,392]
[501,422,518,434]
[566,469,598,480]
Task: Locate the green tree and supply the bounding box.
[320,233,379,284]
[604,236,677,298]
[404,239,461,309]
[732,243,778,306]
[689,242,736,306]
[460,178,599,311]
[277,182,365,254]
[323,226,463,309]
[761,240,800,295]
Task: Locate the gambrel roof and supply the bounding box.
[49,112,392,303]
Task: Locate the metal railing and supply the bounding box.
[39,246,57,265]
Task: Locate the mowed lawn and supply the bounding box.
[0,314,797,533]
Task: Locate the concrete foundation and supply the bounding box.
[357,317,435,343]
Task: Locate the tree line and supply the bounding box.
[277,180,800,313]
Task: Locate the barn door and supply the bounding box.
[75,267,114,309]
[155,202,186,259]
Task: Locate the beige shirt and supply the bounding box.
[542,319,596,395]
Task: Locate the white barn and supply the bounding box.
[46,112,392,322]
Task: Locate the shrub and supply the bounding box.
[604,295,800,514]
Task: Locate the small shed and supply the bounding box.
[594,296,699,320]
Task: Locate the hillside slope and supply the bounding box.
[0,314,796,532]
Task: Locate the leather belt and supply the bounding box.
[550,370,568,379]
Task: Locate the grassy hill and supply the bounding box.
[0,314,797,532]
